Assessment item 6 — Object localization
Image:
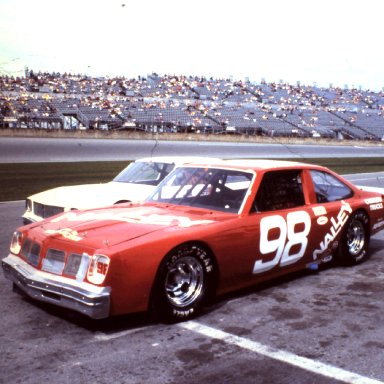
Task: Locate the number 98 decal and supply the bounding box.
[253,211,311,274]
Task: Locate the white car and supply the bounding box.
[22,156,219,224]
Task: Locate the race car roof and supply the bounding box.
[181,158,316,171]
[136,156,221,165]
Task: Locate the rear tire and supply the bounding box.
[150,243,216,322]
[337,211,370,266]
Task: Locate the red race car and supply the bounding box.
[2,159,384,322]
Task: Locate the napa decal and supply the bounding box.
[312,201,352,260]
[50,210,214,228]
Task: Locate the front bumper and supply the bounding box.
[2,254,111,319]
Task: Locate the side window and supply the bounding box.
[254,170,305,212]
[310,170,353,203]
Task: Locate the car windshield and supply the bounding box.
[148,166,254,213]
[113,161,175,186]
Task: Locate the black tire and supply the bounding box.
[337,211,370,266]
[150,243,216,322]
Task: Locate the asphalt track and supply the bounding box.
[0,136,383,163]
[1,201,384,384]
[1,137,384,384]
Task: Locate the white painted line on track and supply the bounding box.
[179,321,384,384]
[94,326,151,341]
[349,177,383,182]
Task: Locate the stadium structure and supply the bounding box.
[1,69,384,141]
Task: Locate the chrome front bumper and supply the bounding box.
[2,254,111,319]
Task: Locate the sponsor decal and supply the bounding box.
[253,211,311,274]
[369,203,383,211]
[317,216,328,225]
[45,228,83,242]
[313,201,352,260]
[364,197,383,205]
[51,210,213,228]
[312,206,327,217]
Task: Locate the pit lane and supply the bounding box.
[0,135,383,383]
[1,196,384,384]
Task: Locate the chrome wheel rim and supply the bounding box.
[346,219,365,257]
[165,256,204,308]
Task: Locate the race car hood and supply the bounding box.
[31,204,220,249]
[30,182,155,209]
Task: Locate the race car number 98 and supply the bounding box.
[253,211,311,274]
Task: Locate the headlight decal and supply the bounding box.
[29,242,41,267]
[63,253,82,276]
[62,253,90,282]
[10,232,108,285]
[42,249,66,274]
[20,238,41,267]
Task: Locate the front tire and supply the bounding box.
[150,243,216,322]
[337,211,370,266]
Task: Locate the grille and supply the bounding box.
[34,202,64,219]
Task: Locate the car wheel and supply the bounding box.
[150,243,216,322]
[337,211,370,266]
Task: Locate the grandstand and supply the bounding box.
[1,70,384,141]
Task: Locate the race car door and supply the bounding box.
[250,168,316,277]
[306,169,355,262]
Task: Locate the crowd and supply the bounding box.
[0,69,383,140]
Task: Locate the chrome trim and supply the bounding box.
[346,219,366,257]
[2,254,111,319]
[165,255,204,308]
[21,212,38,224]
